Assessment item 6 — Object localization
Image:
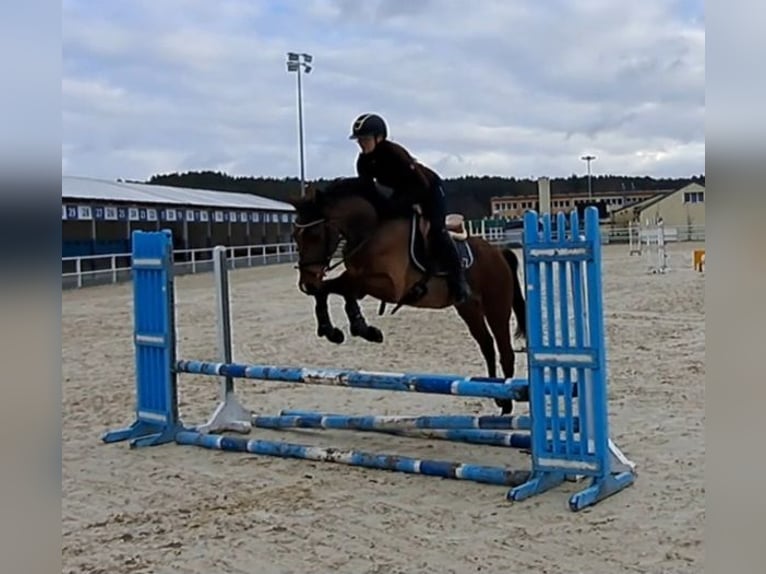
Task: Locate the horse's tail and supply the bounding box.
[502,248,527,340]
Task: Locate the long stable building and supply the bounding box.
[62,175,296,258]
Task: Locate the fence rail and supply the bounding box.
[61,223,705,289]
[62,242,299,289]
[491,224,705,247]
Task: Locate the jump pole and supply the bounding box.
[102,206,636,511]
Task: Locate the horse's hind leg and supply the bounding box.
[455,299,498,379]
[484,302,524,412]
[484,278,529,414]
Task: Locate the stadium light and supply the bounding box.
[581,154,596,201]
[286,52,313,197]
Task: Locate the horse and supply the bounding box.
[288,177,527,415]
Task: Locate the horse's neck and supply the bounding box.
[331,201,380,247]
[344,219,410,267]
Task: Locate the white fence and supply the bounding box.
[609,224,704,244]
[489,224,705,248]
[62,242,298,289]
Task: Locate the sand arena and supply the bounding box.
[63,241,705,573]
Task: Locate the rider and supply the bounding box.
[349,112,471,304]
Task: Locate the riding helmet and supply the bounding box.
[349,113,388,139]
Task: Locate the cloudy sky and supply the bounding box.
[62,0,704,182]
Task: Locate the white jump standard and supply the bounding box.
[102,206,636,511]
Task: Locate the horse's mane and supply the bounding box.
[293,177,395,222]
[320,177,385,210]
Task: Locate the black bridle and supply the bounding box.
[293,216,371,275]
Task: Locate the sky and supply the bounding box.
[62,0,705,182]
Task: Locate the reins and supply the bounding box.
[293,216,372,273]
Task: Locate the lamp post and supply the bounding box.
[581,154,596,201]
[286,52,312,197]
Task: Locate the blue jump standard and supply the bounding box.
[102,207,637,512]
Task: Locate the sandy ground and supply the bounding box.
[62,241,705,574]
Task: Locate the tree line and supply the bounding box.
[143,170,705,220]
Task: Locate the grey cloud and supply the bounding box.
[62,0,703,181]
[322,0,434,23]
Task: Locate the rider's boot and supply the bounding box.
[436,229,471,304]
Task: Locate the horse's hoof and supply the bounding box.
[318,325,345,344]
[327,328,345,344]
[350,323,384,343]
[364,326,384,343]
[496,399,514,416]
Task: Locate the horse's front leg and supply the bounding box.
[313,285,345,344]
[344,295,384,343]
[323,275,384,344]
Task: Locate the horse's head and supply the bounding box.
[289,177,381,295]
[289,191,341,295]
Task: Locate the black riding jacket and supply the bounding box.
[355,140,438,207]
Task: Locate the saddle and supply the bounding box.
[408,208,474,277]
[375,209,474,316]
[417,211,469,242]
[369,187,474,274]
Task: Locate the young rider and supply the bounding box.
[349,112,471,304]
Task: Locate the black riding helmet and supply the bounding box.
[349,113,388,139]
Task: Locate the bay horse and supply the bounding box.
[288,177,527,414]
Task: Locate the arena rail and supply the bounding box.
[62,241,298,289]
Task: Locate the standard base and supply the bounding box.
[195,392,253,435]
[507,468,636,512]
[101,419,182,448]
[507,470,567,503]
[609,439,637,474]
[567,471,636,511]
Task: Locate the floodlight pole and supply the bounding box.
[287,52,313,197]
[581,154,596,201]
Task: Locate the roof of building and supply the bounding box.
[62,175,295,211]
[637,183,705,212]
[611,183,704,216]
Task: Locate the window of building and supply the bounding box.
[683,191,705,204]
